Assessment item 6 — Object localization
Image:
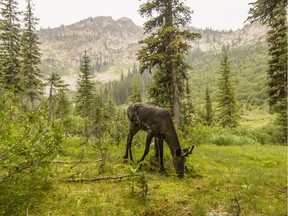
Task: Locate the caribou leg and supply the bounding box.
[154,138,159,161]
[137,132,153,165]
[123,123,140,163]
[157,138,166,174]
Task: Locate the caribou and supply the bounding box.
[123,103,194,178]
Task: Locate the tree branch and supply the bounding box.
[49,159,102,164]
[62,174,140,183]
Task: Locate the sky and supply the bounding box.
[18,0,254,31]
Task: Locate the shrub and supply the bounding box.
[0,92,61,215]
[210,133,256,146]
[252,124,284,145]
[181,123,214,145]
[60,114,85,136]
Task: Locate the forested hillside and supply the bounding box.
[188,41,269,106]
[98,41,269,109]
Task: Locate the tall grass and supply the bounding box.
[181,122,284,146]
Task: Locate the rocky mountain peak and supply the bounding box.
[38,16,268,84]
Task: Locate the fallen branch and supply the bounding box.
[63,174,140,183]
[49,159,102,164]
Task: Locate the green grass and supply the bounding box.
[25,139,287,216]
[1,110,286,215]
[240,111,275,129]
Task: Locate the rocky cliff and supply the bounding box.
[38,16,268,83]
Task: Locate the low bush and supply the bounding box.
[181,123,283,146]
[0,93,62,215]
[210,133,256,146]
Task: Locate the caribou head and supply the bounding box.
[173,146,194,177]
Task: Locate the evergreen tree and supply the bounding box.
[205,85,213,126]
[248,0,287,143]
[76,51,95,136]
[217,49,238,127]
[55,88,70,122]
[181,80,194,127]
[0,0,21,90]
[91,94,104,138]
[138,0,200,127]
[46,72,68,122]
[19,0,42,111]
[128,82,142,103]
[267,13,287,143]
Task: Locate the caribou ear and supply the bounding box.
[181,145,195,157]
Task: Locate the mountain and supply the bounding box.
[38,16,143,83]
[37,16,268,86]
[189,22,267,52]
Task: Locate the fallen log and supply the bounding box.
[48,159,102,164]
[63,174,140,183]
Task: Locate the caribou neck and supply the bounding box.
[165,127,181,157]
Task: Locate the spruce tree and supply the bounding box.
[128,83,142,103]
[217,49,238,127]
[181,80,194,127]
[46,72,68,122]
[76,51,95,136]
[19,0,42,111]
[205,85,213,126]
[138,0,200,127]
[55,88,70,122]
[0,0,21,90]
[248,0,287,143]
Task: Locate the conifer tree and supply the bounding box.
[181,80,194,127]
[267,14,287,143]
[46,72,68,122]
[205,85,213,126]
[55,88,70,122]
[138,0,200,127]
[248,0,287,143]
[76,51,95,136]
[217,49,238,127]
[0,0,21,90]
[19,0,42,111]
[128,83,142,103]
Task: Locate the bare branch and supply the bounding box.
[48,159,102,164]
[62,174,140,183]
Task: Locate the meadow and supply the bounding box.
[0,110,287,216]
[26,142,286,216]
[1,112,285,216]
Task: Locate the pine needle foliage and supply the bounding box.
[76,51,95,118]
[46,72,68,122]
[205,85,213,126]
[19,0,42,111]
[0,0,21,90]
[137,0,200,126]
[248,0,287,143]
[217,49,238,128]
[76,51,96,137]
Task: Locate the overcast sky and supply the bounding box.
[18,0,254,31]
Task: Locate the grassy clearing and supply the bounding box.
[26,138,287,216]
[240,111,275,129]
